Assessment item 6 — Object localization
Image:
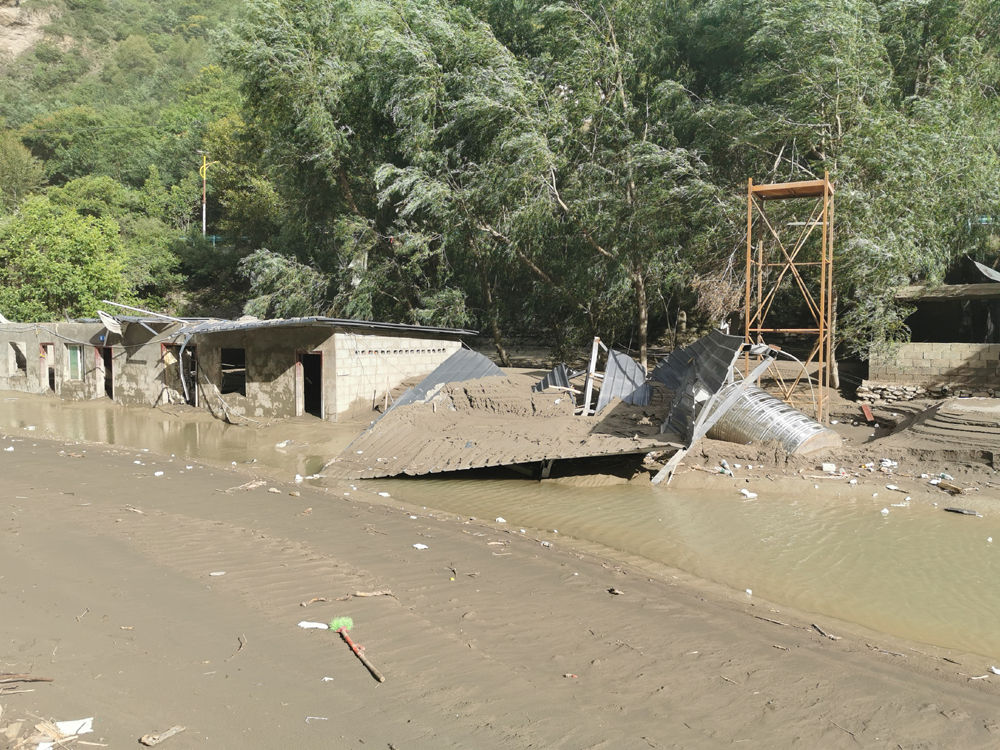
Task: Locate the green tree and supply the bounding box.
[0,195,132,321]
[0,132,45,211]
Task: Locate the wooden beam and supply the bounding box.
[750,179,830,200]
[895,283,1000,301]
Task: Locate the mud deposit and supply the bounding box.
[4,390,1000,747]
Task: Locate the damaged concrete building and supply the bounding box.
[865,264,1000,400]
[0,314,474,421]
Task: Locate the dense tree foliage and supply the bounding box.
[1,0,998,361]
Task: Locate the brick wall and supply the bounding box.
[869,343,1000,386]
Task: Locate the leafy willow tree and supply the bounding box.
[222,0,727,366]
[664,0,1000,355]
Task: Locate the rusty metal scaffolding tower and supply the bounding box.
[744,173,834,422]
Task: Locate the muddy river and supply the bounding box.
[4,391,1000,661]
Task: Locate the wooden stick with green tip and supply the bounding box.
[329,616,385,683]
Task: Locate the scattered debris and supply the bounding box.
[139,725,186,746]
[412,543,429,550]
[329,616,385,683]
[300,597,330,608]
[607,587,624,596]
[220,479,266,494]
[944,507,982,517]
[811,623,841,641]
[298,621,329,630]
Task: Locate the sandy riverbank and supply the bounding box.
[4,413,1000,748]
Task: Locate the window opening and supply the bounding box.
[9,342,26,375]
[220,348,247,396]
[66,345,84,381]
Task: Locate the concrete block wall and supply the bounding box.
[869,342,1000,387]
[332,332,462,415]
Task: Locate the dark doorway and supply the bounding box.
[220,348,247,396]
[298,352,323,418]
[99,347,113,398]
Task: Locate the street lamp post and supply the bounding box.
[198,152,218,237]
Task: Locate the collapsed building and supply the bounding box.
[326,330,840,483]
[0,309,474,422]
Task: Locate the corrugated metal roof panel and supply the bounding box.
[596,350,650,413]
[325,375,681,479]
[389,349,503,411]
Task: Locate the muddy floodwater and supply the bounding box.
[4,390,1000,661]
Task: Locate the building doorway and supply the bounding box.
[97,347,114,399]
[296,351,323,418]
[40,343,55,391]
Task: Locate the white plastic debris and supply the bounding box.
[378,491,391,497]
[745,588,752,596]
[153,470,164,477]
[990,666,1000,675]
[939,472,954,481]
[541,541,552,548]
[989,537,993,543]
[321,676,335,682]
[495,516,507,523]
[880,507,890,516]
[822,463,837,474]
[886,484,902,491]
[298,621,329,630]
[38,718,94,749]
[3,446,13,452]
[409,515,418,519]
[848,478,858,485]
[739,489,757,499]
[275,440,291,448]
[412,543,429,550]
[209,571,226,576]
[294,474,304,484]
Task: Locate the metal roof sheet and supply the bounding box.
[178,316,477,337]
[595,350,651,413]
[325,375,681,479]
[390,349,503,412]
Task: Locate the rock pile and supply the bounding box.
[857,381,995,404]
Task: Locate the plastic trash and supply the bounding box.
[822,463,837,473]
[298,621,329,629]
[990,666,1000,675]
[378,491,390,497]
[880,507,889,516]
[412,543,429,550]
[939,472,954,481]
[153,471,164,477]
[495,516,507,523]
[745,588,752,596]
[719,459,734,476]
[739,489,757,499]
